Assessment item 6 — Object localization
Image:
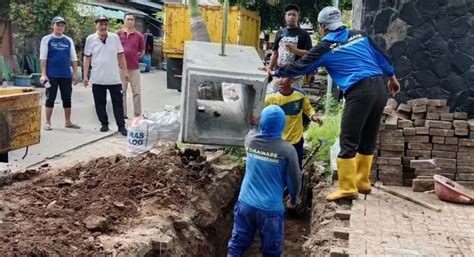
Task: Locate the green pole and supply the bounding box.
[221,0,229,56]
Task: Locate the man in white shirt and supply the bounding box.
[83,15,129,136]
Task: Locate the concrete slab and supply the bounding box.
[180,41,268,146]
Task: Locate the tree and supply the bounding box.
[228,0,352,30]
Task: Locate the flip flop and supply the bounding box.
[44,124,52,131]
[65,124,81,129]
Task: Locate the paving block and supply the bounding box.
[431,150,456,159]
[412,104,427,114]
[412,178,434,192]
[407,143,433,150]
[398,119,414,128]
[403,127,416,136]
[406,150,431,158]
[415,126,429,135]
[395,111,411,120]
[388,157,402,165]
[427,99,447,107]
[457,166,474,173]
[415,168,442,176]
[455,128,469,136]
[457,152,472,161]
[456,173,474,181]
[458,146,474,152]
[397,103,412,114]
[379,150,404,157]
[411,112,426,120]
[379,130,403,138]
[433,144,458,152]
[442,167,457,174]
[380,136,404,144]
[335,210,351,220]
[431,136,445,144]
[414,119,426,127]
[329,247,349,257]
[425,120,453,129]
[410,159,436,169]
[426,112,440,120]
[427,106,449,113]
[445,137,458,145]
[386,98,398,109]
[458,158,474,166]
[333,227,349,240]
[180,41,267,146]
[441,173,456,180]
[453,112,468,120]
[434,158,456,167]
[384,115,398,130]
[376,157,389,165]
[380,144,404,151]
[378,164,403,173]
[429,128,454,137]
[459,139,474,146]
[457,181,474,188]
[404,135,429,143]
[453,120,469,129]
[440,113,454,121]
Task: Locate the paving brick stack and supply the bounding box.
[374,98,474,187]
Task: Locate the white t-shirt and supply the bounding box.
[39,34,77,61]
[84,32,123,85]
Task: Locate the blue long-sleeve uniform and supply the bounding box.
[275,28,395,93]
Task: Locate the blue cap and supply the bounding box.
[51,16,66,25]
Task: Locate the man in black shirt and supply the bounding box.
[264,4,312,88]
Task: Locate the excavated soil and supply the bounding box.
[0,147,233,256]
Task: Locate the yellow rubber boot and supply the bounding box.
[355,153,374,194]
[326,158,359,201]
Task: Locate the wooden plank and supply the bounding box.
[373,184,442,212]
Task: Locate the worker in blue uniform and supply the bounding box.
[270,6,400,201]
[228,105,301,257]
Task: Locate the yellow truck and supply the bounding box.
[0,87,41,162]
[163,3,261,90]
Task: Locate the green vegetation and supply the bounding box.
[306,94,343,163]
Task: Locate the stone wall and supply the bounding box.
[353,0,474,117]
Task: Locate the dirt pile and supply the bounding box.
[0,147,232,256]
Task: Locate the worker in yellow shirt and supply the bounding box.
[265,77,322,167]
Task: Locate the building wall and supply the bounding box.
[353,0,474,117]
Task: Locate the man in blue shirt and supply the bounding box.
[228,105,301,257]
[40,16,80,130]
[270,7,401,201]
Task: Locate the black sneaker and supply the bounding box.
[118,127,127,136]
[100,125,109,132]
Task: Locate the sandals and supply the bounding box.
[65,123,81,129]
[44,123,52,131]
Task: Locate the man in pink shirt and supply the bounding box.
[117,12,145,118]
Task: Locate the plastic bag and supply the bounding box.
[126,106,180,157]
[330,139,340,171]
[222,82,241,102]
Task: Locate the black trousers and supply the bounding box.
[339,76,388,158]
[92,84,125,128]
[45,78,72,108]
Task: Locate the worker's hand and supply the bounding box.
[83,77,90,88]
[40,75,48,85]
[124,73,130,82]
[388,75,400,96]
[285,43,296,53]
[276,77,292,87]
[72,72,79,86]
[311,114,323,126]
[249,114,259,125]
